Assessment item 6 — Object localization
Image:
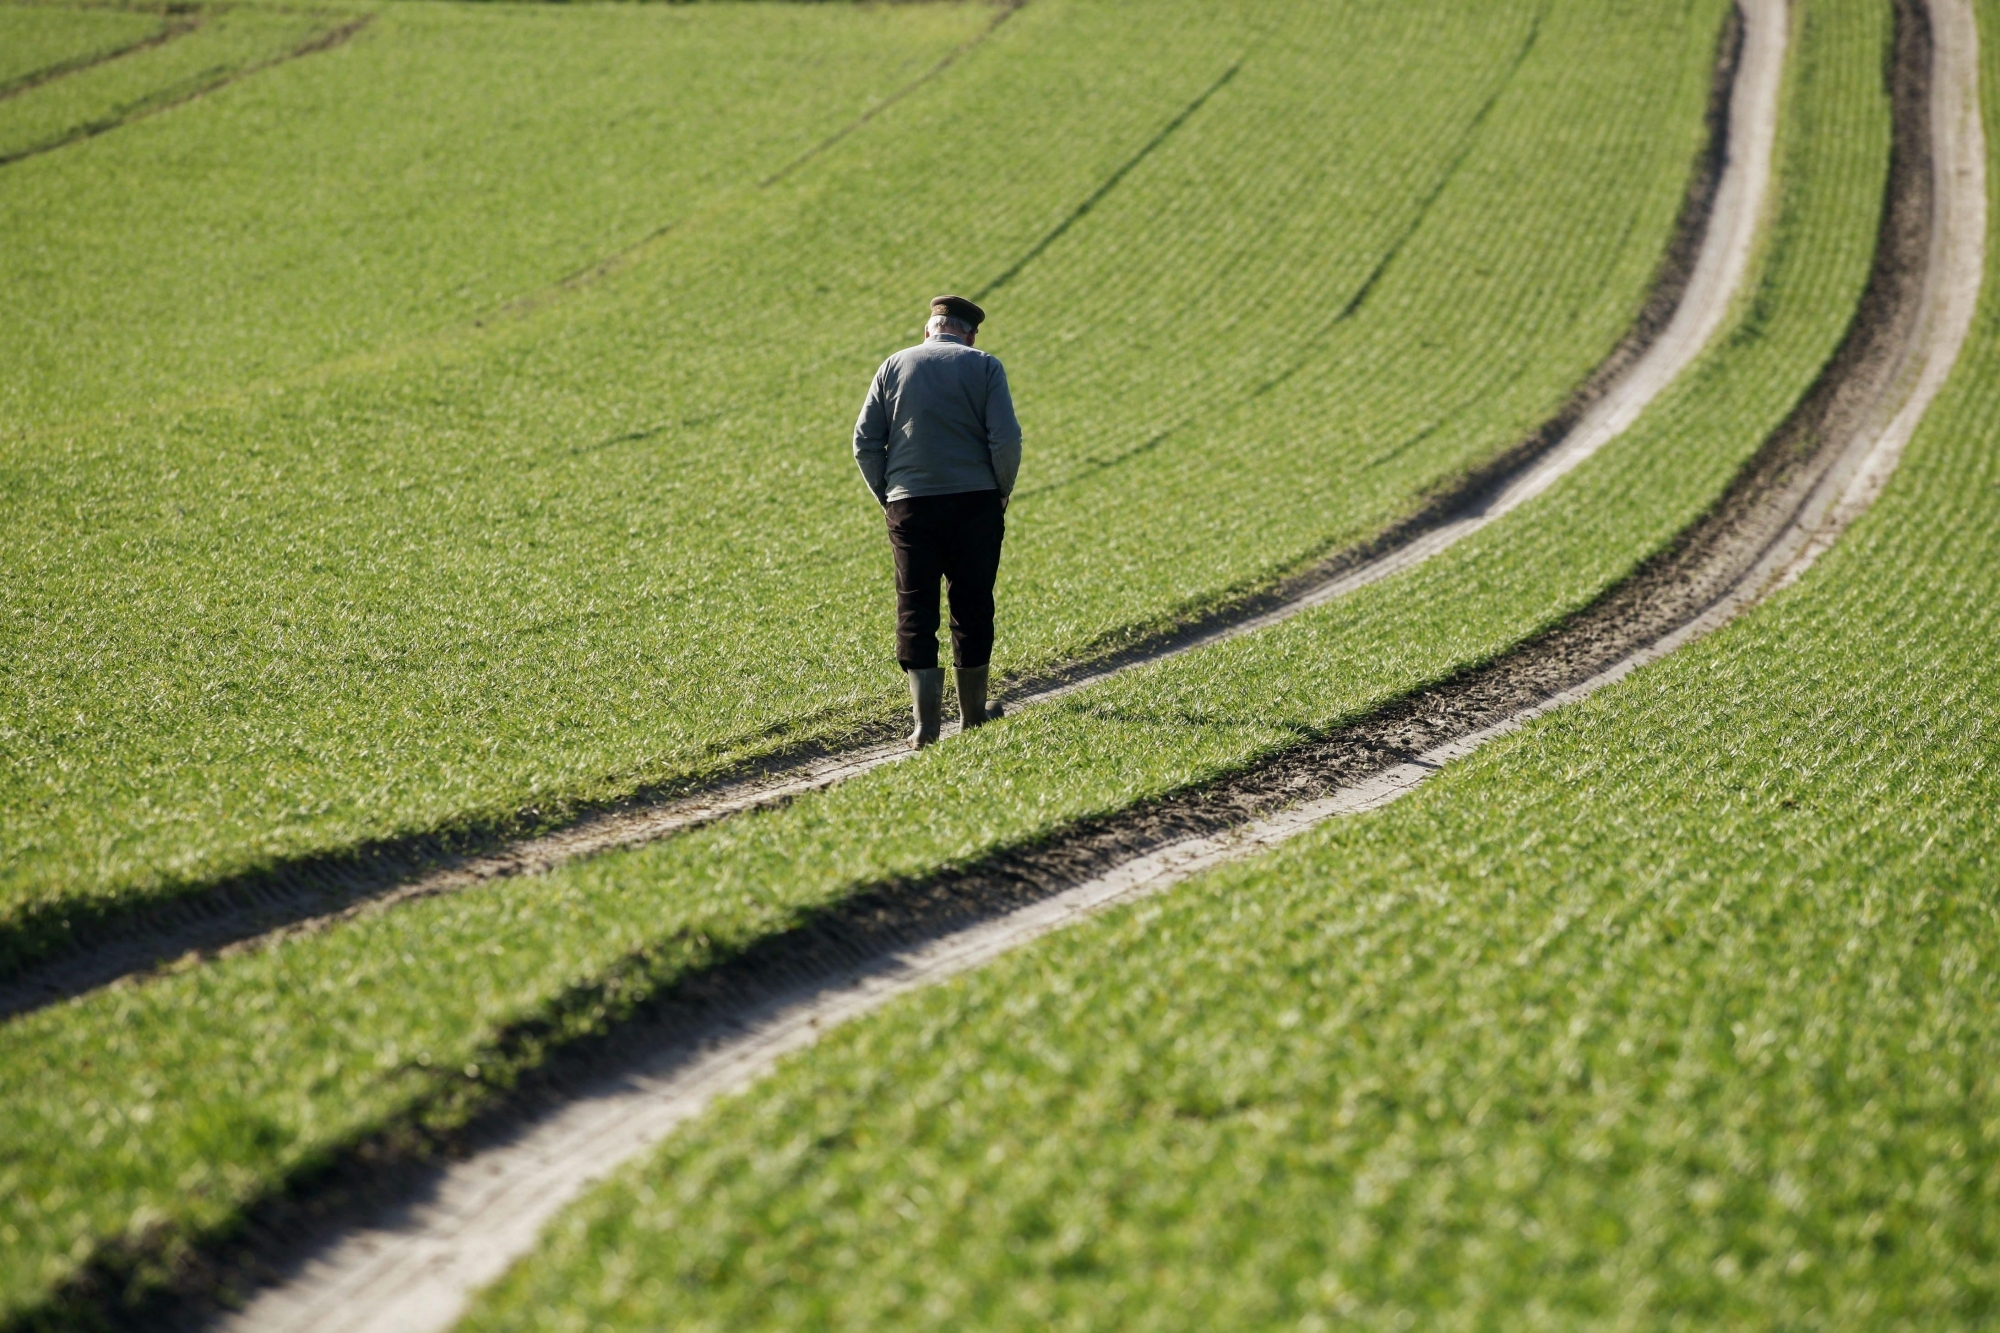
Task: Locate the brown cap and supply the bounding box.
[930,294,985,329]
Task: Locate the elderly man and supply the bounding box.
[854,295,1022,749]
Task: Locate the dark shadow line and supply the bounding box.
[575,427,660,454]
[0,12,373,169]
[486,1,1032,325]
[0,9,201,103]
[1001,6,1546,501]
[567,409,725,456]
[1361,416,1445,471]
[1331,6,1546,325]
[1011,426,1173,499]
[975,58,1243,301]
[758,0,1028,190]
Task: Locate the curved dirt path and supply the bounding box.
[204,1,1989,1328]
[0,0,1784,1022]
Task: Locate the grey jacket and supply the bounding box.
[853,334,1022,505]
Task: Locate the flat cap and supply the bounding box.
[930,294,986,328]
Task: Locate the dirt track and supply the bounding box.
[133,0,1985,1327]
[0,0,1774,1023]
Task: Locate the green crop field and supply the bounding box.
[0,0,1727,966]
[444,6,2000,1330]
[0,0,994,416]
[0,0,1916,1321]
[0,5,345,165]
[4,0,1988,1326]
[0,5,163,93]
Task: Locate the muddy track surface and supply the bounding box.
[0,9,371,169]
[27,0,1984,1327]
[0,8,202,103]
[0,0,1776,1020]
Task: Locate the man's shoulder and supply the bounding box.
[892,339,998,368]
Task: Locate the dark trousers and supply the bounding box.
[885,489,1005,670]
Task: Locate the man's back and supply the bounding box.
[854,335,1022,503]
[854,295,1018,749]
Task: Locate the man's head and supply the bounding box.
[926,294,984,345]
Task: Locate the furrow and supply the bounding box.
[0,11,372,169]
[181,0,1980,1328]
[0,0,1778,1022]
[490,0,1033,324]
[0,11,201,103]
[976,57,1245,300]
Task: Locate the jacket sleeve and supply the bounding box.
[984,358,1022,497]
[853,364,891,506]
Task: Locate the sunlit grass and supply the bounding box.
[1,0,1725,953]
[0,0,1898,1319]
[451,4,2000,1328]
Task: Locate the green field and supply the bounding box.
[0,0,1725,960]
[5,0,1989,1326]
[0,1,994,413]
[452,5,2000,1328]
[0,0,1916,1320]
[0,5,344,165]
[0,5,164,94]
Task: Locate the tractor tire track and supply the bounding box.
[976,56,1244,300]
[158,1,1975,1327]
[486,0,1031,325]
[1330,5,1546,325]
[998,0,1553,496]
[0,8,202,103]
[0,0,1779,1021]
[0,10,372,169]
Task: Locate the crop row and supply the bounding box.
[0,4,339,166]
[454,7,2000,1324]
[0,4,165,95]
[0,0,1727,948]
[0,0,1896,1319]
[0,0,992,428]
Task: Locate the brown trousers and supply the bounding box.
[885,489,1005,670]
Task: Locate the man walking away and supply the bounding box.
[853,295,1022,749]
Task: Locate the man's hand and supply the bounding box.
[1000,494,1010,513]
